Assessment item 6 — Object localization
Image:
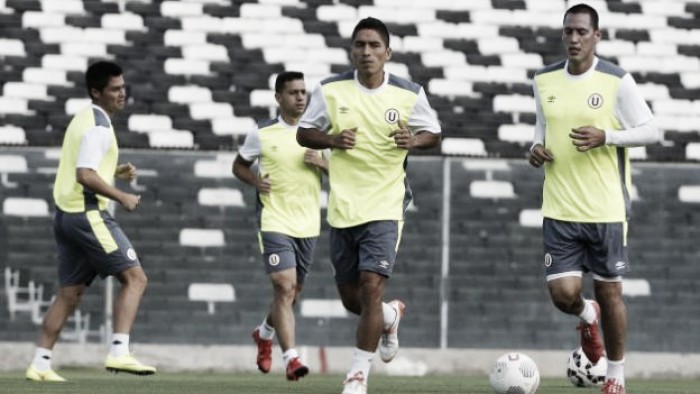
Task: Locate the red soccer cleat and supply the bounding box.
[252,328,272,373]
[285,357,309,381]
[602,378,626,394]
[577,300,604,364]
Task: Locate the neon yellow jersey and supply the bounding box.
[300,71,440,228]
[238,117,323,237]
[534,59,630,222]
[53,105,118,212]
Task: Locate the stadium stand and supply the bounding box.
[1,0,699,354]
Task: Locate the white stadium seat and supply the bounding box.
[317,4,358,22]
[197,188,245,207]
[3,82,48,100]
[493,95,535,113]
[182,44,228,61]
[0,98,30,115]
[678,184,700,201]
[148,130,194,149]
[240,3,281,18]
[22,12,65,28]
[3,197,50,217]
[41,0,84,14]
[161,1,203,18]
[0,126,26,145]
[194,157,237,178]
[498,124,532,143]
[179,228,225,247]
[519,209,542,228]
[102,13,145,31]
[164,58,210,75]
[0,39,24,56]
[211,117,257,137]
[469,180,516,199]
[168,85,213,104]
[189,102,234,120]
[41,54,88,72]
[129,114,173,133]
[60,42,108,57]
[441,138,487,156]
[65,98,91,115]
[164,30,207,46]
[300,299,348,318]
[188,283,235,314]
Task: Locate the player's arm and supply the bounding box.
[77,168,140,211]
[232,126,270,193]
[297,127,356,150]
[76,127,140,211]
[393,88,442,150]
[529,80,554,167]
[232,154,270,194]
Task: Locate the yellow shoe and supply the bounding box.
[105,354,156,375]
[26,365,67,382]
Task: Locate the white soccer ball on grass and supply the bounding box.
[488,352,540,394]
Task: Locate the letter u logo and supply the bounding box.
[587,93,603,109]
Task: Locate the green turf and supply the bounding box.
[2,369,698,394]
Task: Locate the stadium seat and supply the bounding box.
[188,283,236,314]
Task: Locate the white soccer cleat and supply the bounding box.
[379,299,405,363]
[341,371,367,394]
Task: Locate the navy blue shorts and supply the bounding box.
[258,231,317,284]
[54,209,141,287]
[542,218,629,280]
[330,220,403,285]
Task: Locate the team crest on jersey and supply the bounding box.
[587,93,603,109]
[268,253,280,266]
[384,108,400,124]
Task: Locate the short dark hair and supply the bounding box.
[351,17,390,47]
[275,71,304,93]
[85,61,122,99]
[564,3,599,30]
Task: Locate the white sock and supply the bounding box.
[283,348,299,367]
[382,302,398,331]
[258,319,275,340]
[346,348,374,384]
[110,333,130,357]
[578,299,597,324]
[606,358,625,386]
[32,348,52,372]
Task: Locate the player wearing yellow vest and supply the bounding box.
[529,5,659,394]
[26,61,155,382]
[233,72,327,382]
[297,17,441,394]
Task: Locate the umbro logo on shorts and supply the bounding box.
[615,261,627,270]
[378,260,389,270]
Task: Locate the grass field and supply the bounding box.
[2,369,699,394]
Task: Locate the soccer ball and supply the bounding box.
[566,347,607,387]
[489,352,540,394]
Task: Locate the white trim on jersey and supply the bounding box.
[299,71,441,135]
[238,116,297,163]
[76,125,112,171]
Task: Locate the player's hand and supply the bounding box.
[304,149,323,168]
[528,144,554,168]
[331,128,356,149]
[570,126,606,152]
[256,174,271,194]
[390,119,412,149]
[115,162,137,181]
[120,193,141,212]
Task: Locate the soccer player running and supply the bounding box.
[26,61,155,382]
[529,4,659,394]
[297,17,441,394]
[233,71,327,381]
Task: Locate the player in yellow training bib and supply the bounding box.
[233,71,327,382]
[297,17,441,394]
[528,5,660,394]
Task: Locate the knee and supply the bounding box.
[273,280,297,302]
[550,288,582,314]
[121,267,148,290]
